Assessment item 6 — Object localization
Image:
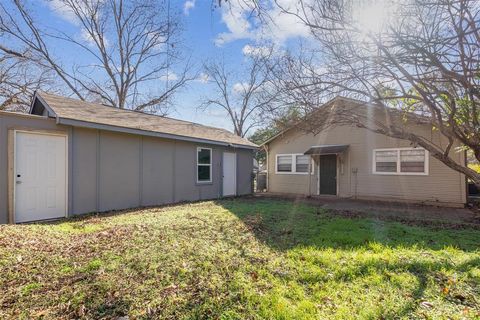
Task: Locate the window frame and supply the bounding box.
[196,147,212,183]
[275,153,314,175]
[372,147,429,176]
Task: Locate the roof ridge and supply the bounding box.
[37,91,235,134]
[259,95,429,146]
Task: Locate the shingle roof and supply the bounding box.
[34,91,257,149]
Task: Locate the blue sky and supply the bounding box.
[21,0,309,133]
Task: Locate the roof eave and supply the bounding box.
[57,117,258,149]
[259,96,348,147]
[259,96,378,147]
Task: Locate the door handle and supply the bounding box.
[16,181,22,184]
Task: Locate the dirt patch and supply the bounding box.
[252,193,480,229]
[325,209,480,230]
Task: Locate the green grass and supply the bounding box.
[0,199,479,319]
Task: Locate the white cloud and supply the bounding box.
[80,28,95,45]
[44,0,80,25]
[215,0,311,46]
[45,0,111,47]
[160,73,179,81]
[242,44,270,57]
[183,0,196,15]
[232,82,249,93]
[195,72,209,83]
[214,2,253,46]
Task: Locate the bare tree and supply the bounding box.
[0,53,52,112]
[200,49,276,137]
[0,0,193,114]
[261,0,480,187]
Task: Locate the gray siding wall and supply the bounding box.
[0,113,65,224]
[142,137,175,205]
[267,122,466,206]
[70,128,253,215]
[71,127,97,214]
[237,149,254,195]
[0,112,254,222]
[98,131,141,211]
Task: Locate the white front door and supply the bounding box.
[222,152,236,197]
[15,132,67,223]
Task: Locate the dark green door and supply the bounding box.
[319,155,337,195]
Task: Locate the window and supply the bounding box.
[295,155,310,173]
[277,155,292,172]
[373,148,428,175]
[375,150,398,173]
[400,149,426,173]
[276,154,313,174]
[197,147,212,182]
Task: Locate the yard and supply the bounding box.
[0,198,479,319]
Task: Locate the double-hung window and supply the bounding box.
[275,154,313,174]
[197,147,212,183]
[373,148,428,175]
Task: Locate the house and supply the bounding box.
[262,97,467,207]
[0,92,257,224]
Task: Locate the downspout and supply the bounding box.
[464,149,468,205]
[308,155,312,197]
[265,144,269,192]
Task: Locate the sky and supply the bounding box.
[4,0,395,134]
[3,0,303,134]
[11,0,311,135]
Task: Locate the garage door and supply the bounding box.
[15,131,67,223]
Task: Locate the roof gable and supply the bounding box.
[261,96,429,146]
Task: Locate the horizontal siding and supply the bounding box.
[269,173,316,195]
[267,118,466,206]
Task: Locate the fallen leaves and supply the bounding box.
[0,199,479,319]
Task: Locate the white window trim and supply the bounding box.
[372,147,429,176]
[275,153,314,175]
[197,147,212,183]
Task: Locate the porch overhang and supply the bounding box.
[304,144,349,155]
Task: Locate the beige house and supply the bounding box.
[262,97,467,207]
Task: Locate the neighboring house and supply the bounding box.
[0,92,257,224]
[262,97,467,207]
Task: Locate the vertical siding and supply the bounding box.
[0,113,255,223]
[71,127,97,214]
[98,131,141,211]
[141,136,175,205]
[267,120,466,206]
[0,114,62,223]
[174,141,200,202]
[237,149,254,195]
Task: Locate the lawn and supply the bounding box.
[0,199,479,319]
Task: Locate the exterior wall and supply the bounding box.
[237,149,254,196]
[98,131,141,211]
[142,136,175,206]
[0,112,255,223]
[0,113,65,224]
[71,127,97,214]
[70,129,254,215]
[267,119,466,207]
